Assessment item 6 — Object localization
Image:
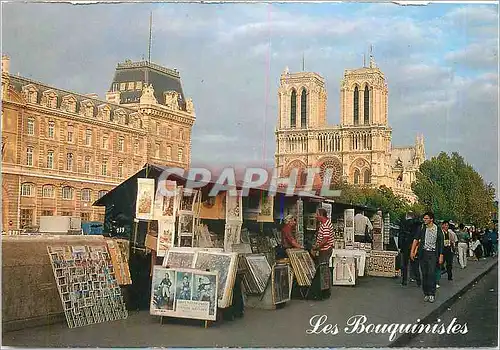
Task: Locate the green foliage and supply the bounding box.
[411,151,496,227]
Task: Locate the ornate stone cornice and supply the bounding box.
[138,104,195,126]
[3,100,147,135]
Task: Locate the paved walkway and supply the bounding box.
[3,257,497,348]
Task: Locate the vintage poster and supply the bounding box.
[136,178,155,220]
[257,194,274,222]
[163,249,197,269]
[344,209,355,228]
[332,256,356,286]
[192,251,238,308]
[154,180,178,220]
[179,188,198,213]
[150,266,218,321]
[157,219,176,257]
[178,213,194,236]
[225,190,243,223]
[224,222,242,252]
[245,254,272,293]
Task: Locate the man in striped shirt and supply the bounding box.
[312,208,334,266]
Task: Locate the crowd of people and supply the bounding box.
[398,211,498,303]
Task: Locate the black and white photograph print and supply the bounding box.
[163,251,196,269]
[176,271,193,301]
[193,252,232,300]
[151,267,175,311]
[192,273,217,315]
[178,214,194,234]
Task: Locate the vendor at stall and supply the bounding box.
[311,208,334,266]
[276,215,303,259]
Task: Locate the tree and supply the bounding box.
[411,151,496,227]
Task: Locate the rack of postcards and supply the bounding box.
[47,245,128,328]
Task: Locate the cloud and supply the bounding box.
[2,2,498,194]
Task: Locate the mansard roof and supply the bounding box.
[8,74,137,116]
[109,60,186,110]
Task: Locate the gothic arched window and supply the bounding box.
[364,169,371,184]
[353,86,359,125]
[290,90,297,128]
[364,85,370,124]
[300,88,307,128]
[354,169,360,184]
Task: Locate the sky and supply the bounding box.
[2,2,499,195]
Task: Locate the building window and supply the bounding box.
[364,86,370,125]
[66,153,73,171]
[118,137,124,152]
[301,88,307,128]
[354,86,359,125]
[354,170,360,185]
[48,121,55,138]
[166,146,172,160]
[364,169,371,184]
[61,211,72,216]
[81,189,91,202]
[101,160,107,176]
[290,90,297,128]
[136,81,143,90]
[118,162,123,178]
[102,134,109,149]
[42,185,55,198]
[20,209,33,228]
[26,147,34,166]
[21,183,34,196]
[81,212,91,221]
[98,190,107,199]
[167,127,172,138]
[127,82,134,91]
[120,83,126,91]
[47,151,54,169]
[67,125,74,143]
[112,83,119,92]
[85,129,92,146]
[62,186,74,200]
[134,140,139,154]
[155,143,160,158]
[27,118,35,135]
[84,156,91,174]
[85,104,94,118]
[41,210,54,216]
[178,148,183,162]
[179,128,183,140]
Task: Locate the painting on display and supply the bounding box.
[136,178,155,220]
[272,263,291,304]
[224,223,242,252]
[225,190,243,222]
[157,219,176,257]
[245,254,271,293]
[150,266,218,321]
[257,194,274,222]
[163,249,196,269]
[178,214,194,235]
[332,256,356,286]
[179,189,199,213]
[47,245,128,328]
[192,251,238,308]
[154,180,178,220]
[344,209,355,229]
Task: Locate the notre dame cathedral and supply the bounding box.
[274,53,425,202]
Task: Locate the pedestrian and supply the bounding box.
[410,211,444,303]
[311,208,334,267]
[398,212,421,286]
[441,220,455,281]
[456,223,469,269]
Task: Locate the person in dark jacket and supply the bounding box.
[410,211,444,303]
[398,212,421,286]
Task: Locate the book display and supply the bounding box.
[47,245,128,328]
[150,266,218,321]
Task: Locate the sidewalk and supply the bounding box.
[2,257,497,348]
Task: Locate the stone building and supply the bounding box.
[1,55,195,230]
[274,53,425,202]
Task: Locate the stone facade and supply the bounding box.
[275,55,425,202]
[1,55,195,230]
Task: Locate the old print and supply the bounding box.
[136,178,155,220]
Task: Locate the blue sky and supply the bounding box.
[2,2,499,196]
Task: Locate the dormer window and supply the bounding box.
[29,90,37,103]
[84,103,94,117]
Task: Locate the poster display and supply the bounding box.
[272,263,291,304]
[286,248,316,286]
[192,251,238,308]
[224,222,242,252]
[157,219,176,257]
[105,239,132,285]
[257,194,274,222]
[344,209,355,245]
[225,190,243,223]
[136,178,155,220]
[163,248,197,269]
[154,180,178,220]
[150,266,218,321]
[47,245,128,328]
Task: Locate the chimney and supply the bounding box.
[2,55,10,74]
